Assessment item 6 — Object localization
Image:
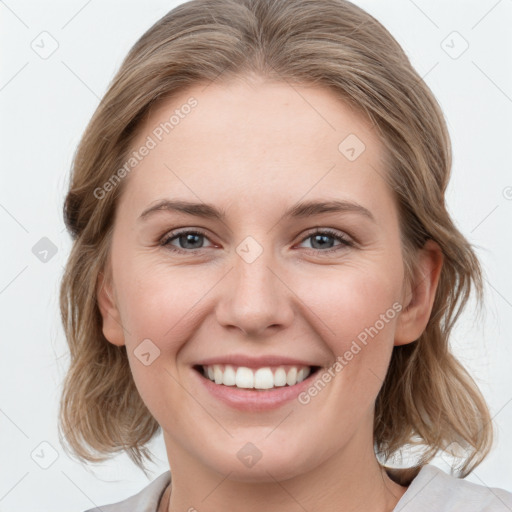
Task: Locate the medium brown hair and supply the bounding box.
[59,0,493,477]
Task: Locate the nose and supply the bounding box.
[215,245,294,337]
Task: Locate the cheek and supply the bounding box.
[298,262,401,395]
[302,265,400,342]
[117,263,200,421]
[117,259,209,345]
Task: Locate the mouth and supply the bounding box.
[193,364,322,391]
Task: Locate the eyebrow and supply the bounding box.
[138,198,375,223]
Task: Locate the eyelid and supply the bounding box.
[299,226,354,243]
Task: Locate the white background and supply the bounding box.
[0,0,511,510]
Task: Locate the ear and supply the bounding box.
[394,239,443,346]
[96,269,126,346]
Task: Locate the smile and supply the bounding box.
[196,364,321,390]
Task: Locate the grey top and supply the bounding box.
[84,464,512,511]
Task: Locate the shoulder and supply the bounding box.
[82,471,172,512]
[394,464,512,512]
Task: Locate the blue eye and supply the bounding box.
[160,228,353,254]
[297,228,354,253]
[160,229,212,252]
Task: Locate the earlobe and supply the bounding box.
[394,239,444,346]
[96,270,126,346]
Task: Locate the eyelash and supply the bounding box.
[159,228,354,255]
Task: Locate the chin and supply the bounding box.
[201,444,320,483]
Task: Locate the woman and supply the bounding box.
[58,0,512,510]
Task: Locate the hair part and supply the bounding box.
[59,0,493,477]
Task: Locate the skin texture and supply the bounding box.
[97,74,443,512]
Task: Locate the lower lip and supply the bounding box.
[192,367,319,412]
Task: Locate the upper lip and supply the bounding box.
[194,355,321,369]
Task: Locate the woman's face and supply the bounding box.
[98,76,439,481]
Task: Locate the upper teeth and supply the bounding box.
[203,365,312,389]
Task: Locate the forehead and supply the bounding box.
[120,77,394,222]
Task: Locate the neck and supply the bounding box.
[163,430,408,512]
